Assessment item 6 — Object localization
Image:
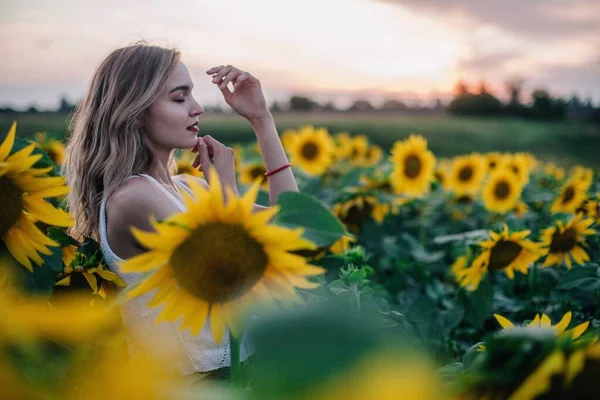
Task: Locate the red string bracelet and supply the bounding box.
[264,163,292,177]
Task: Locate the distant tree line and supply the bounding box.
[447,79,600,123]
[1,84,598,125]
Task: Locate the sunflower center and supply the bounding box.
[488,240,522,271]
[562,185,575,204]
[343,201,373,227]
[170,222,268,303]
[489,161,497,169]
[494,180,511,200]
[549,227,577,253]
[0,176,23,237]
[458,166,473,182]
[404,154,422,179]
[511,165,520,175]
[301,141,320,161]
[249,166,265,180]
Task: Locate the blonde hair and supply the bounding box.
[63,41,180,240]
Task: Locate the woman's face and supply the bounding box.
[145,60,204,151]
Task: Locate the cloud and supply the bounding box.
[376,0,600,41]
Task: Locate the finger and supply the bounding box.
[202,135,222,158]
[191,137,200,153]
[212,65,234,83]
[192,153,201,168]
[196,137,213,174]
[220,70,242,90]
[206,65,225,74]
[233,73,250,90]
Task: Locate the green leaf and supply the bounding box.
[273,191,345,247]
[47,227,78,247]
[463,278,493,328]
[557,264,600,291]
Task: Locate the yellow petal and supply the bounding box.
[567,321,589,340]
[540,314,552,327]
[494,314,515,329]
[0,121,16,161]
[55,276,72,286]
[209,303,227,344]
[554,312,572,334]
[82,272,98,293]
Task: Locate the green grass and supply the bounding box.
[2,111,599,169]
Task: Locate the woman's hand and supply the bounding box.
[207,65,270,121]
[191,135,240,199]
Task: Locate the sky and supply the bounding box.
[1,0,599,110]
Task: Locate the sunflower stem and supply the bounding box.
[229,329,241,386]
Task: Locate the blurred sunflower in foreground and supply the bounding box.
[287,125,335,176]
[389,134,436,197]
[0,122,73,271]
[452,225,547,291]
[120,170,324,343]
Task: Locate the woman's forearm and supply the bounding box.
[248,113,299,205]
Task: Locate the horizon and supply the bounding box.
[2,0,599,111]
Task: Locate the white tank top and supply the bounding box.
[98,173,251,374]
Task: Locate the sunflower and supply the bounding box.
[359,173,393,193]
[543,162,565,182]
[512,200,529,217]
[329,234,356,255]
[482,169,524,214]
[55,251,126,303]
[433,158,451,190]
[175,149,203,178]
[389,134,436,197]
[540,213,596,269]
[312,347,444,400]
[119,170,324,343]
[238,162,268,189]
[361,145,383,167]
[493,311,590,340]
[447,153,486,196]
[509,344,600,399]
[333,195,389,233]
[453,225,546,290]
[550,177,588,214]
[287,125,335,176]
[0,122,73,271]
[34,131,66,165]
[348,135,369,166]
[333,132,354,161]
[576,195,599,223]
[570,165,594,190]
[485,152,504,172]
[280,128,297,152]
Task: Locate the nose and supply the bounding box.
[191,99,204,117]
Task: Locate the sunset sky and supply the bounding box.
[1,0,599,110]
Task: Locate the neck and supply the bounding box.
[146,141,175,186]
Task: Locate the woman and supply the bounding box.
[63,41,297,378]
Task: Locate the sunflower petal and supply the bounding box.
[0,121,16,161]
[494,314,515,329]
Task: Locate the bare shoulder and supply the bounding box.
[105,177,178,257]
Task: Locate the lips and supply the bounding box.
[187,122,199,133]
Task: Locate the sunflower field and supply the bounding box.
[1,120,599,399]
